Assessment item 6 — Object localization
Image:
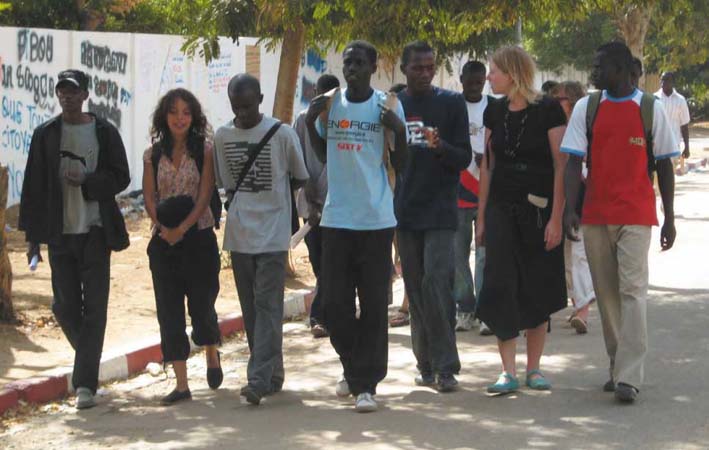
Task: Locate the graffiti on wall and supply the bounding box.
[0,28,58,204]
[79,40,132,130]
[296,49,328,113]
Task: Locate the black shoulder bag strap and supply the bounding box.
[226,121,282,205]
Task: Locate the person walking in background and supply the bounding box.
[214,74,309,406]
[395,41,471,392]
[305,41,408,412]
[655,71,691,173]
[476,46,568,395]
[551,81,595,335]
[293,74,341,339]
[563,42,678,403]
[142,88,223,405]
[455,60,495,335]
[19,69,130,409]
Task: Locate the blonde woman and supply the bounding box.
[552,81,595,334]
[475,46,568,394]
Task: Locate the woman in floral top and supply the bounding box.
[143,88,222,405]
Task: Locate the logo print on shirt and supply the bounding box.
[327,119,381,132]
[628,137,646,147]
[406,119,428,146]
[223,141,272,193]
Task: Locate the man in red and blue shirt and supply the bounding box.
[562,42,677,404]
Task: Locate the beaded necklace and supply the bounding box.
[503,105,528,158]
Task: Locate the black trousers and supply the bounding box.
[304,223,324,326]
[48,227,110,394]
[147,228,221,362]
[321,227,394,396]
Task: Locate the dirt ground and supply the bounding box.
[0,209,316,386]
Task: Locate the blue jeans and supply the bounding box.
[453,208,476,313]
[398,229,460,376]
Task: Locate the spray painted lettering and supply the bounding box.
[17,29,54,63]
[80,41,128,74]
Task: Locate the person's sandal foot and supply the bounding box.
[389,311,410,328]
[161,389,192,406]
[615,383,638,403]
[207,351,223,389]
[570,316,588,334]
[487,372,519,394]
[525,369,551,390]
[603,379,615,392]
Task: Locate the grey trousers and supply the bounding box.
[398,229,461,376]
[231,251,287,395]
[583,225,651,389]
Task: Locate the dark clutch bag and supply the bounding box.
[156,195,196,234]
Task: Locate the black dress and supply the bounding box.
[476,96,568,341]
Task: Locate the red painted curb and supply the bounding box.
[6,376,68,405]
[126,343,163,375]
[0,388,20,415]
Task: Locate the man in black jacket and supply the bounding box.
[19,69,130,409]
[395,42,472,392]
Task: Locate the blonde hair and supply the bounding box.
[491,46,538,104]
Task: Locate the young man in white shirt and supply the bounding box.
[655,71,691,172]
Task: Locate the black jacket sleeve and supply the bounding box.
[81,124,130,201]
[18,127,46,239]
[437,95,472,172]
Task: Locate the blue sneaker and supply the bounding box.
[487,372,519,394]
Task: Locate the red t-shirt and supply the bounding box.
[561,90,679,226]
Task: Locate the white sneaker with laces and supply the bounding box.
[75,387,96,409]
[455,312,476,331]
[479,321,493,336]
[335,377,351,397]
[355,392,378,413]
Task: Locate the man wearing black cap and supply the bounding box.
[19,69,130,409]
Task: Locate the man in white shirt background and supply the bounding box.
[655,71,691,173]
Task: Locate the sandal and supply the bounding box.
[389,311,410,328]
[570,316,588,334]
[487,372,519,394]
[526,369,551,390]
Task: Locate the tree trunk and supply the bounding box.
[614,3,653,88]
[272,20,305,124]
[0,166,13,322]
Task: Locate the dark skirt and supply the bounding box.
[476,200,567,341]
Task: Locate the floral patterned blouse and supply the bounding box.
[143,143,214,231]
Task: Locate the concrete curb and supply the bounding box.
[0,289,314,415]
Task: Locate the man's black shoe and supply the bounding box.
[436,374,459,393]
[615,383,638,403]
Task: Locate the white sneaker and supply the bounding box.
[335,378,351,397]
[75,387,96,410]
[479,321,493,336]
[354,392,378,413]
[455,312,476,331]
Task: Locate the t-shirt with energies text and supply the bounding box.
[317,88,407,230]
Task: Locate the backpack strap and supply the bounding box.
[585,91,602,170]
[640,92,655,174]
[382,91,400,191]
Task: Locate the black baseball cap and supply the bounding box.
[56,70,89,91]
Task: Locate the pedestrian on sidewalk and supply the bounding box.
[305,40,408,412]
[475,46,568,395]
[562,42,678,403]
[550,81,596,335]
[18,69,130,409]
[293,74,341,339]
[655,71,691,173]
[455,60,496,336]
[142,88,223,405]
[214,74,309,405]
[394,41,471,392]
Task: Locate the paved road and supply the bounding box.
[2,165,708,450]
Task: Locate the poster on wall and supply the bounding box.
[0,27,69,206]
